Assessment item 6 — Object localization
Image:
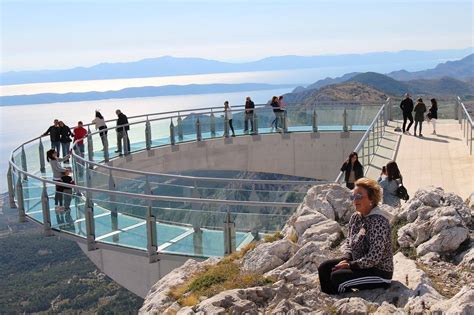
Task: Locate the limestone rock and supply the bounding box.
[270,299,312,314]
[457,246,474,270]
[299,219,342,248]
[333,297,375,315]
[272,241,332,274]
[139,259,210,314]
[293,212,328,236]
[373,302,406,314]
[416,226,469,256]
[430,285,474,315]
[242,239,299,273]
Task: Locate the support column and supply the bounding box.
[253,111,259,135]
[170,119,176,145]
[223,210,236,255]
[145,119,152,150]
[312,110,318,132]
[224,112,229,138]
[210,111,216,137]
[85,191,96,251]
[123,130,130,155]
[21,146,28,180]
[196,118,202,141]
[16,176,26,222]
[177,113,184,142]
[41,183,54,236]
[342,109,348,132]
[146,206,158,263]
[87,131,94,167]
[7,165,16,208]
[193,225,203,256]
[39,138,46,173]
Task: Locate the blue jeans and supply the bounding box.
[51,141,61,156]
[61,142,70,158]
[75,143,85,157]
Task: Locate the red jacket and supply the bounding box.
[73,127,87,145]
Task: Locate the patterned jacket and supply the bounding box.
[341,207,394,273]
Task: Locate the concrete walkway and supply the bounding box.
[395,120,473,200]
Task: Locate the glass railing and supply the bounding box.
[8,100,391,259]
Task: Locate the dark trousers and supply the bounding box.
[54,180,63,206]
[318,259,392,294]
[346,182,355,190]
[99,126,108,148]
[63,188,73,210]
[51,141,61,156]
[244,113,254,132]
[414,121,423,135]
[228,119,235,136]
[402,112,414,132]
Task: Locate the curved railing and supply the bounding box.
[456,96,473,155]
[7,101,385,260]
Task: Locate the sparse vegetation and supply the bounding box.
[264,231,284,243]
[391,216,408,253]
[288,230,298,243]
[168,242,274,307]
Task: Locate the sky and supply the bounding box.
[1,0,473,72]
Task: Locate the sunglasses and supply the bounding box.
[350,193,364,201]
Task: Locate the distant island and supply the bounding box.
[1,48,471,85]
[0,83,294,106]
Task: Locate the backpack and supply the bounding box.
[395,178,410,202]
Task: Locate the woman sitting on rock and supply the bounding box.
[318,178,393,294]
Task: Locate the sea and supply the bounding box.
[0,58,448,192]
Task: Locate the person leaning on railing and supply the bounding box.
[115,109,130,154]
[318,178,393,294]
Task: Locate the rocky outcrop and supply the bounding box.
[397,187,471,257]
[141,184,473,314]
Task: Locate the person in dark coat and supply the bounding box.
[270,96,282,132]
[115,109,130,155]
[428,98,438,135]
[244,96,255,134]
[43,119,61,156]
[59,121,73,161]
[413,98,427,137]
[340,152,364,189]
[400,93,414,134]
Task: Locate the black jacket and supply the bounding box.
[271,101,282,113]
[43,125,61,142]
[340,161,364,183]
[428,106,438,119]
[59,125,73,143]
[400,98,414,113]
[116,113,130,132]
[245,100,255,114]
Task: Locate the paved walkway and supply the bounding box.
[395,120,473,200]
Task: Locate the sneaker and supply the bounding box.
[431,131,436,135]
[414,133,417,137]
[231,134,236,137]
[419,134,423,137]
[406,131,411,135]
[114,150,120,153]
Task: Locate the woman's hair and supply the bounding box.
[430,98,438,110]
[95,111,104,119]
[417,97,423,102]
[386,161,401,181]
[279,95,284,100]
[272,96,278,103]
[46,149,56,162]
[355,177,381,208]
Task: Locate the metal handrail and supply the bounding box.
[334,98,389,183]
[457,96,473,155]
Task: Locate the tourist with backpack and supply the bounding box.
[378,161,403,207]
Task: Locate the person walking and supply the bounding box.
[413,98,427,137]
[400,93,414,134]
[42,119,61,156]
[318,178,393,294]
[340,152,364,189]
[115,109,130,155]
[59,121,73,162]
[378,161,402,207]
[92,110,108,148]
[428,98,438,135]
[244,96,255,134]
[224,101,236,137]
[72,121,88,157]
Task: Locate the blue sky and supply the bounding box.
[1,0,472,71]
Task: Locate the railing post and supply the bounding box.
[177,113,184,141]
[249,184,259,201]
[146,206,158,263]
[39,138,46,173]
[283,110,288,133]
[170,119,176,145]
[196,118,202,141]
[253,111,259,135]
[7,165,16,208]
[343,109,348,132]
[312,110,318,132]
[210,110,216,138]
[223,210,236,255]
[87,129,94,167]
[108,170,119,241]
[224,111,229,138]
[455,98,459,121]
[103,135,109,162]
[145,119,152,150]
[123,130,130,155]
[85,189,96,251]
[21,145,28,180]
[388,99,393,121]
[16,176,26,222]
[193,225,203,256]
[41,183,53,236]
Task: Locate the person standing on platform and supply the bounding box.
[73,121,88,157]
[400,93,414,135]
[413,98,427,137]
[244,96,255,134]
[92,110,108,149]
[428,98,438,135]
[43,119,61,156]
[115,109,130,155]
[224,101,236,137]
[378,161,402,207]
[340,152,364,189]
[59,121,73,162]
